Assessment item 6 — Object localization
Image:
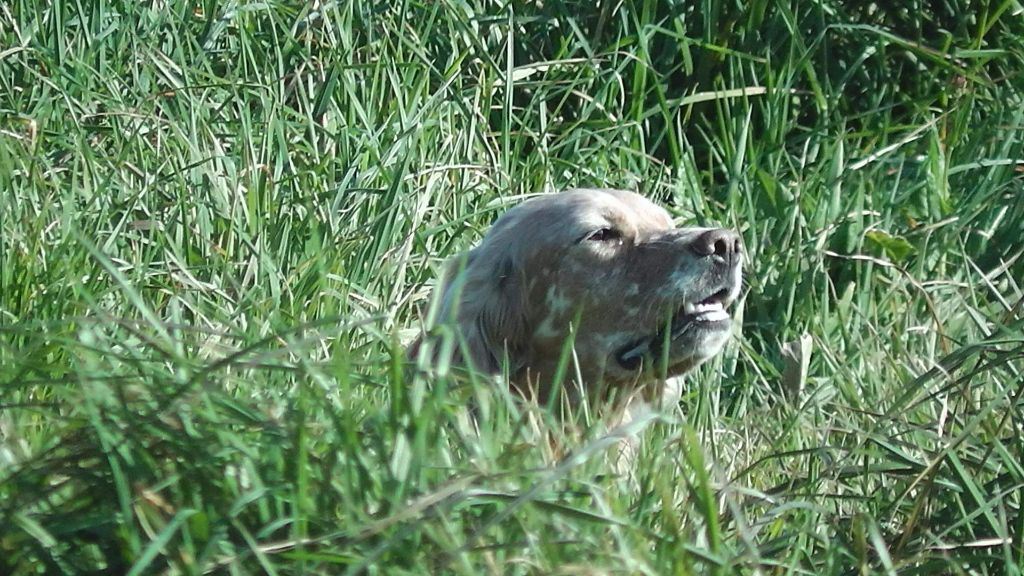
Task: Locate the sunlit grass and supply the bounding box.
[1,1,1022,573]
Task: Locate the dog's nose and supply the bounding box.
[692,229,741,258]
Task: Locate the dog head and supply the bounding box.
[417,188,743,400]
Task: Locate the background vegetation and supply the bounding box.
[2,0,1023,573]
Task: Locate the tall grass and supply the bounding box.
[1,0,1022,573]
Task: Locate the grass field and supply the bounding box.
[2,0,1024,573]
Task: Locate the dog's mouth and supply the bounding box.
[678,288,732,324]
[616,287,734,371]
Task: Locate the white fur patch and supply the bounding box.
[534,287,572,338]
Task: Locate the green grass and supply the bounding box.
[2,0,1023,573]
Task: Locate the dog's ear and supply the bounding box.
[433,247,529,374]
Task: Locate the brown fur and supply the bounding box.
[409,188,742,407]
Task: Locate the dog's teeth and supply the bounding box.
[701,309,729,321]
[683,301,726,316]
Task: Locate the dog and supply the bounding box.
[409,188,742,412]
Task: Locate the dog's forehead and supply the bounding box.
[582,189,673,229]
[513,189,672,230]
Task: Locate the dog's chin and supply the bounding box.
[613,317,732,378]
[664,324,731,372]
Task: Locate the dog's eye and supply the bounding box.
[586,228,622,242]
